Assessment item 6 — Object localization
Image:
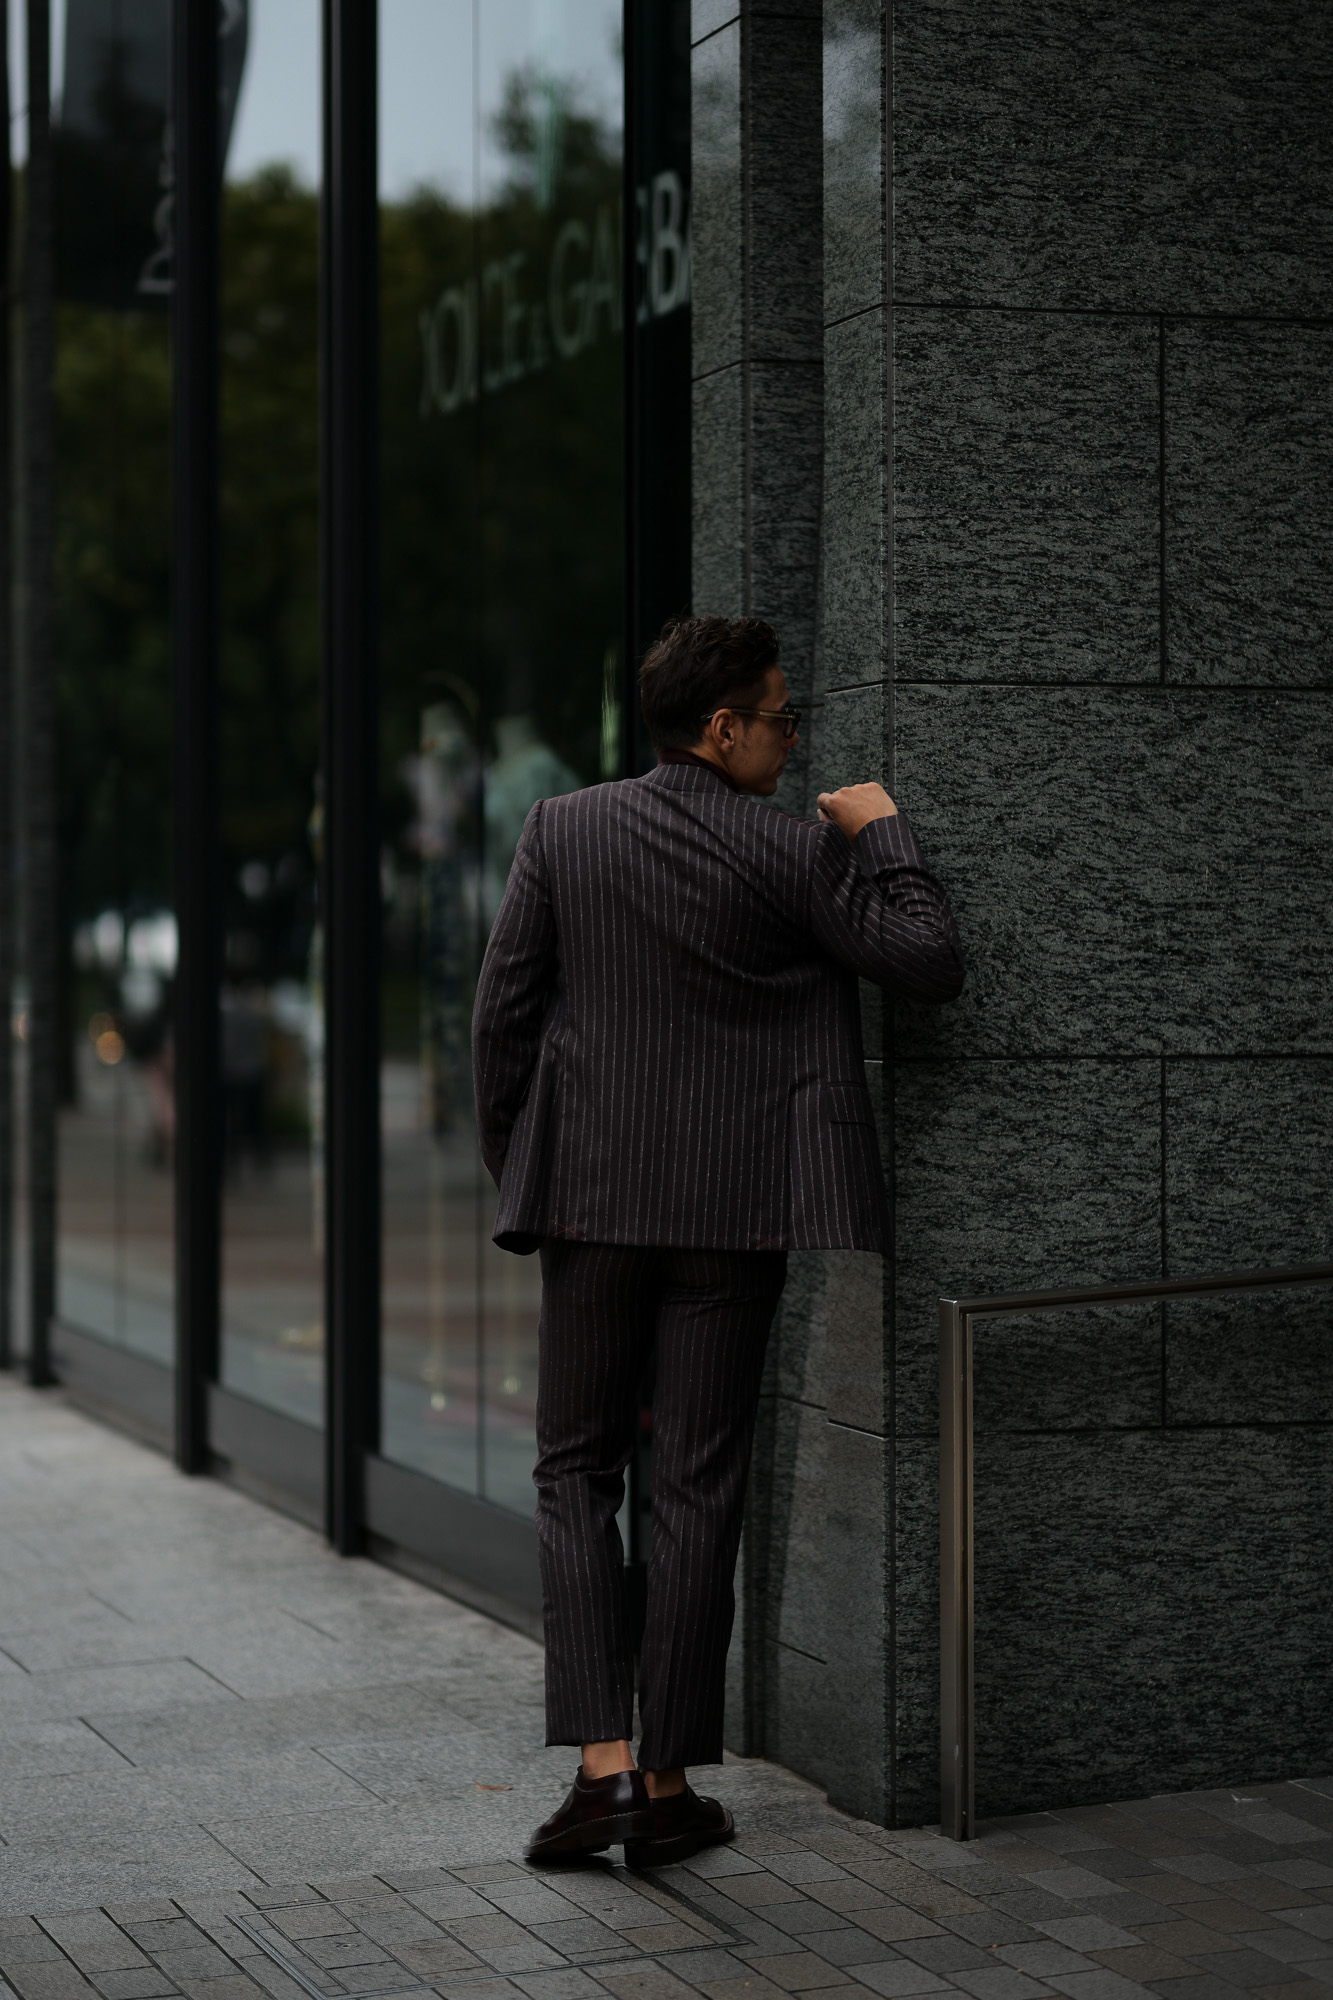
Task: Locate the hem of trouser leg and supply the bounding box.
[638,1747,724,1769]
[545,1731,636,1749]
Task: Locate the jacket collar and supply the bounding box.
[647,756,743,795]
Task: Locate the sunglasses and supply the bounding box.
[698,704,801,742]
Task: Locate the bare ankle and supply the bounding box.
[643,1767,686,1798]
[581,1739,635,1780]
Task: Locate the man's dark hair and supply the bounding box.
[639,616,779,750]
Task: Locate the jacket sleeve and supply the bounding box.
[472,801,558,1186]
[805,810,965,1000]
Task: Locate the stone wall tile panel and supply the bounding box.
[815,682,887,790]
[749,362,825,692]
[892,1060,1161,1438]
[893,1,1333,315]
[890,1438,938,1826]
[825,1425,890,1820]
[825,0,885,324]
[764,1643,832,1790]
[767,1400,829,1660]
[1165,1059,1333,1424]
[693,366,745,614]
[776,1251,830,1409]
[693,0,740,42]
[890,686,1333,1058]
[750,15,825,363]
[971,1430,1333,1816]
[894,311,1158,684]
[825,1251,888,1437]
[692,22,743,377]
[1167,321,1333,687]
[825,309,887,694]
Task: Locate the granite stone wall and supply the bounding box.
[698,0,1333,1826]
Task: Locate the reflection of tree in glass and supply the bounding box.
[491,65,616,212]
[56,164,322,1113]
[218,167,321,992]
[56,304,172,930]
[379,65,624,849]
[219,167,320,896]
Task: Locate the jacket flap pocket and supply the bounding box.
[821,1082,876,1128]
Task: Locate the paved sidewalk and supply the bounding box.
[0,1376,829,1910]
[3,1380,1333,2000]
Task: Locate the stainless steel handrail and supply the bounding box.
[939,1261,1333,1840]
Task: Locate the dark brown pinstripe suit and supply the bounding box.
[473,761,963,1765]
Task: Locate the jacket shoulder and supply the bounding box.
[535,773,828,853]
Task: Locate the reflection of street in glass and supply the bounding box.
[57,1041,174,1365]
[380,705,580,1510]
[220,971,324,1427]
[382,1080,542,1509]
[221,983,270,1171]
[59,906,179,1356]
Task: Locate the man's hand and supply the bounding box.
[816,783,898,837]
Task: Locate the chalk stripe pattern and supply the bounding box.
[473,760,964,1254]
[534,1240,787,1766]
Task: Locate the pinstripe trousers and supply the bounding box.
[534,1242,788,1769]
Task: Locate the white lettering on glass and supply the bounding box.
[420,280,479,416]
[587,203,622,339]
[549,218,591,358]
[649,171,687,315]
[483,254,527,392]
[418,187,685,419]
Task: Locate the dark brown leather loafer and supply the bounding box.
[623,1783,735,1867]
[526,1766,655,1863]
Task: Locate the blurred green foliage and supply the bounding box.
[56,79,623,932]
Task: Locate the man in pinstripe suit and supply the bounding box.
[473,616,964,1865]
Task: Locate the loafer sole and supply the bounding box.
[624,1806,735,1869]
[527,1808,656,1863]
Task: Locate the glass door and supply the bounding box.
[377,0,624,1512]
[53,0,176,1369]
[217,0,325,1425]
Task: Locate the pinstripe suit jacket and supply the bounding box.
[472,761,963,1254]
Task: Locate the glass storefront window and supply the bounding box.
[378,0,624,1511]
[217,0,325,1425]
[54,0,176,1365]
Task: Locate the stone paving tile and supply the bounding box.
[847,1912,944,1948]
[1037,1924,1142,1955]
[742,1952,852,1990]
[86,1975,177,2000]
[761,1908,857,1941]
[995,1951,1095,1980]
[945,1922,1044,1951]
[850,1969,952,1998]
[947,1971,1049,2000]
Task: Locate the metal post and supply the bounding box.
[939,1297,973,1839]
[0,0,13,1372]
[172,0,221,1471]
[23,0,55,1387]
[322,0,379,1554]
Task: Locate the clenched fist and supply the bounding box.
[816,782,898,837]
